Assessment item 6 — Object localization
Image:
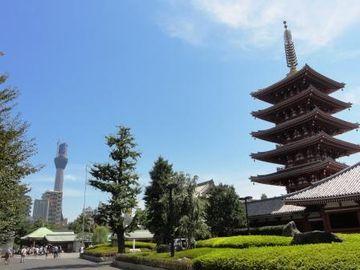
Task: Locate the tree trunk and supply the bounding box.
[116,229,125,254]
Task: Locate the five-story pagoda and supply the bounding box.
[250,22,360,193]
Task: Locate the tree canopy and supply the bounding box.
[89,126,141,253]
[144,157,174,246]
[144,157,209,249]
[205,183,245,237]
[0,74,39,244]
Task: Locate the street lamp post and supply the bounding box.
[82,164,89,245]
[239,196,253,235]
[167,183,177,257]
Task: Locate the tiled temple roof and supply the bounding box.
[252,86,351,123]
[251,132,360,164]
[285,162,360,205]
[250,158,347,185]
[251,109,359,144]
[248,196,305,217]
[251,65,345,104]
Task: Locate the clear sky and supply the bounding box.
[1,1,359,221]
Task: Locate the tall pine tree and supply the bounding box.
[89,126,141,253]
[0,74,38,244]
[144,157,174,246]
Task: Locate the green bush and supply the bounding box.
[232,225,285,235]
[85,244,117,257]
[125,241,156,250]
[115,234,360,270]
[85,241,155,257]
[92,226,110,245]
[116,253,192,270]
[193,234,360,270]
[197,235,291,249]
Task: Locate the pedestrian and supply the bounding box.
[45,245,48,258]
[53,246,58,259]
[4,248,11,265]
[20,247,26,263]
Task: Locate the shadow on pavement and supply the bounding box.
[24,262,111,270]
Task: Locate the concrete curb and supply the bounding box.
[112,260,167,270]
[80,253,114,263]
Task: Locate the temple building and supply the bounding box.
[247,22,360,232]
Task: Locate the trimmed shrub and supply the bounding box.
[116,254,192,270]
[84,244,117,257]
[232,225,285,236]
[197,235,291,249]
[125,241,156,250]
[193,234,360,270]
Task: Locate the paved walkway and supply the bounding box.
[0,253,119,270]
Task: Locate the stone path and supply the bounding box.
[0,253,119,270]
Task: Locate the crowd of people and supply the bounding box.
[1,245,63,265]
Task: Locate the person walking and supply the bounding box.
[53,246,58,259]
[4,248,11,265]
[20,247,26,263]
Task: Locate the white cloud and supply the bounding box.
[158,0,360,53]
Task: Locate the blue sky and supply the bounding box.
[1,0,359,221]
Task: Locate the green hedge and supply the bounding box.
[124,241,156,250]
[116,253,192,270]
[85,244,118,257]
[193,234,360,270]
[196,235,291,249]
[85,241,155,257]
[115,234,360,270]
[232,225,285,235]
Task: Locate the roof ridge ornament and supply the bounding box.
[283,21,298,76]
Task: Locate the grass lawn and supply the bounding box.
[116,234,360,270]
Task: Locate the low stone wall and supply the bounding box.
[112,260,167,270]
[80,253,115,263]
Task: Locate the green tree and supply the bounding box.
[92,225,110,245]
[144,157,174,246]
[89,126,141,253]
[176,174,210,247]
[261,193,268,200]
[0,74,39,244]
[133,208,148,229]
[205,184,245,237]
[68,212,95,234]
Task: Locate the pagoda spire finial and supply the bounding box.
[283,21,298,75]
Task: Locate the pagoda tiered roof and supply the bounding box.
[252,85,351,123]
[285,162,360,205]
[251,65,345,104]
[251,108,359,144]
[250,24,359,193]
[251,132,360,165]
[250,158,347,186]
